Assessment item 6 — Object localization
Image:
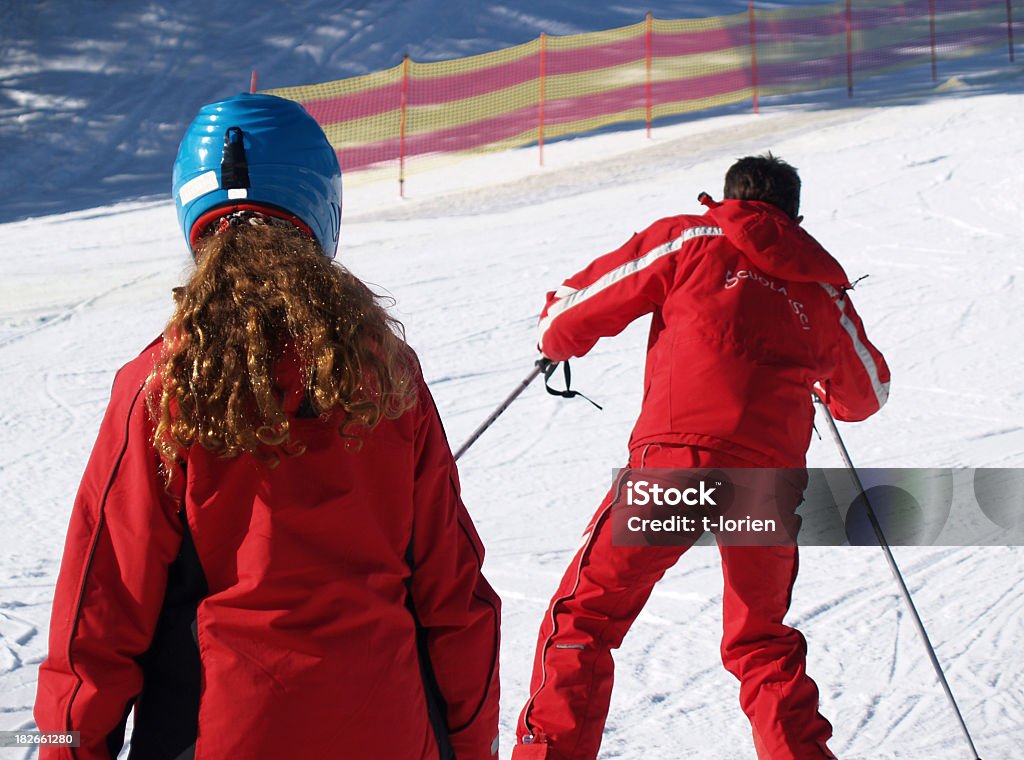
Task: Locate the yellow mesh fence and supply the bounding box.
[263,1,1020,184]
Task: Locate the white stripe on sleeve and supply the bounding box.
[820,283,889,409]
[539,226,723,351]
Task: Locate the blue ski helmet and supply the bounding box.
[172,93,342,257]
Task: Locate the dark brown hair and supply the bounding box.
[723,152,801,220]
[148,222,417,477]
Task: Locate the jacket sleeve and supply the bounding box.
[408,382,501,760]
[538,217,689,361]
[815,286,891,421]
[34,362,184,759]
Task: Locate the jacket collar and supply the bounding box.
[701,196,851,288]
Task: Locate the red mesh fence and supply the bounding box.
[265,1,1021,188]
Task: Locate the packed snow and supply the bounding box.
[1,2,1023,758]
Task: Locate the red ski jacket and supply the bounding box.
[539,199,890,467]
[34,338,500,760]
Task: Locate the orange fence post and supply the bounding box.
[1008,0,1016,63]
[749,0,759,113]
[929,0,938,81]
[845,0,853,97]
[538,33,547,166]
[645,11,653,138]
[250,70,258,94]
[399,54,409,198]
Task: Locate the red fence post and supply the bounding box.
[645,11,653,138]
[929,0,938,81]
[250,70,258,93]
[845,0,853,97]
[1008,0,1016,63]
[749,1,759,113]
[399,54,409,198]
[539,33,547,166]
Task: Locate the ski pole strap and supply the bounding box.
[540,358,602,410]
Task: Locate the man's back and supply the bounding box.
[538,198,890,466]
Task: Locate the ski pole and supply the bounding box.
[453,360,548,461]
[814,397,982,760]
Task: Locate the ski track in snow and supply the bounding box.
[2,41,1024,760]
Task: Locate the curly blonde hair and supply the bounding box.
[149,221,417,477]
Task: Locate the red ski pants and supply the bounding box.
[514,444,835,760]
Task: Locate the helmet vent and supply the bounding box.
[220,126,250,190]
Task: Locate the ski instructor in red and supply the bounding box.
[512,155,890,760]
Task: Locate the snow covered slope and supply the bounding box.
[0,0,758,222]
[2,2,1024,758]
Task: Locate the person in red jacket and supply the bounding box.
[34,93,500,760]
[512,154,890,760]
